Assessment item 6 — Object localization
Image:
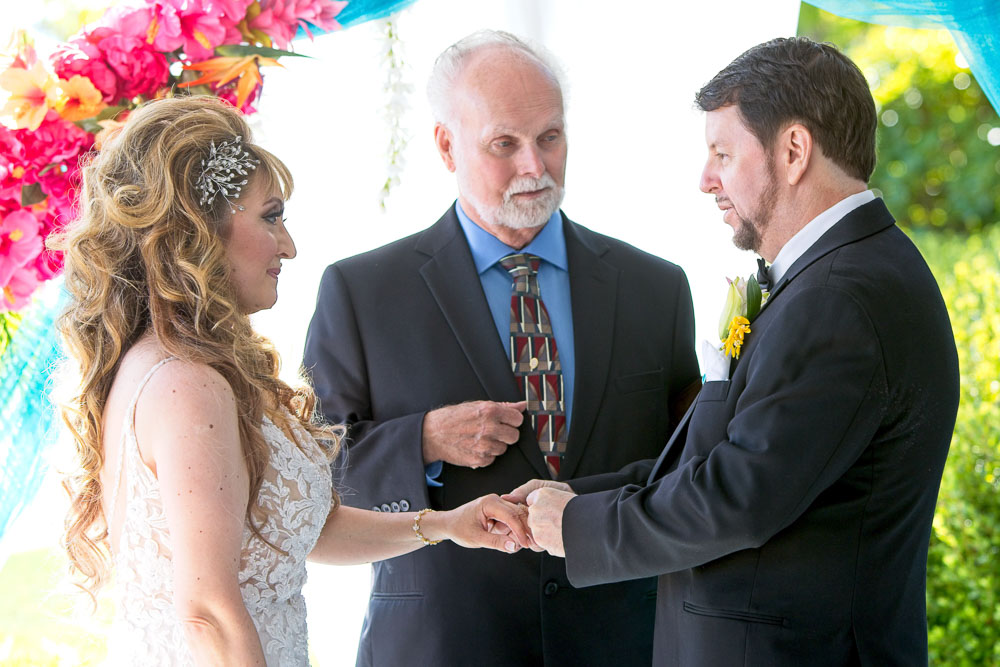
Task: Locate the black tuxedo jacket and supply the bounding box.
[564,199,960,666]
[303,205,700,666]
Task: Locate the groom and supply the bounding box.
[514,37,960,665]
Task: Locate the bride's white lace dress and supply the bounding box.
[105,358,332,666]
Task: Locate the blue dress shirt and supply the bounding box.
[425,202,576,485]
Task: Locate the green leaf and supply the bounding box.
[214,44,311,59]
[96,105,128,121]
[20,183,46,207]
[746,274,762,321]
[0,310,23,357]
[73,105,129,134]
[74,117,103,134]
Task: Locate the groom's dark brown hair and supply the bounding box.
[695,36,877,183]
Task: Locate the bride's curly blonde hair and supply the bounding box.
[52,95,341,597]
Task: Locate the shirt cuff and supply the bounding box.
[425,460,444,487]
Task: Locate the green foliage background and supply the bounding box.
[800,5,1000,664]
[919,229,1000,666]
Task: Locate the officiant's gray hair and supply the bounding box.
[427,29,567,126]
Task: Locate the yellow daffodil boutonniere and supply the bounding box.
[718,275,769,359]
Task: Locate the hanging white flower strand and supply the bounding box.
[377,15,412,210]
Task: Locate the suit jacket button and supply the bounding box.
[381,504,391,513]
[543,581,559,597]
[400,499,410,511]
[391,502,401,512]
[372,506,381,512]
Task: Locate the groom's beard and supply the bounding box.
[731,160,778,253]
[465,174,565,230]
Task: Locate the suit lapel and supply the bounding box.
[559,218,618,480]
[731,199,896,383]
[417,208,520,403]
[662,201,898,478]
[416,207,549,479]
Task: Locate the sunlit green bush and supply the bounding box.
[913,228,1000,666]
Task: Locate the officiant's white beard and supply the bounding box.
[462,174,565,230]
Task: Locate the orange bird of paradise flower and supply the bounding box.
[178,55,282,110]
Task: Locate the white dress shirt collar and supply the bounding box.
[769,190,876,286]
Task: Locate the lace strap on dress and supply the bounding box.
[106,356,180,522]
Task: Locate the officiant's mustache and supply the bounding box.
[504,174,559,202]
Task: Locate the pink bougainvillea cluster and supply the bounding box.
[0,0,346,312]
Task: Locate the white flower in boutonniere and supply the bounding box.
[717,274,769,359]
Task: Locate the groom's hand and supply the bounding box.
[440,494,531,553]
[503,479,572,505]
[525,487,575,558]
[422,401,527,468]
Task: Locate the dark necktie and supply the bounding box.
[499,253,567,478]
[756,257,772,292]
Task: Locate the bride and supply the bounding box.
[54,95,530,666]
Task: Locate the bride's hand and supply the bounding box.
[425,494,531,553]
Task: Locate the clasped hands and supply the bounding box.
[421,400,573,556]
[449,480,575,557]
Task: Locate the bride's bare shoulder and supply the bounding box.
[106,338,239,467]
[115,337,232,403]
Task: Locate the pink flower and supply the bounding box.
[0,113,88,284]
[214,79,261,114]
[17,111,91,174]
[0,127,26,183]
[1,264,40,312]
[92,3,155,42]
[247,0,346,49]
[0,208,43,287]
[149,0,228,60]
[95,32,170,100]
[288,0,348,39]
[210,0,256,24]
[8,30,39,70]
[51,40,120,103]
[53,14,170,105]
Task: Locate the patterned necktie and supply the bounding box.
[499,253,567,478]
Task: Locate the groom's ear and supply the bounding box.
[434,123,457,172]
[778,123,813,186]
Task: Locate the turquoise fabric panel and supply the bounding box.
[806,0,1000,113]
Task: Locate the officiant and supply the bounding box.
[303,29,701,666]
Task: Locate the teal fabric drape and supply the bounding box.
[807,1,1000,113]
[336,0,420,27]
[296,0,419,36]
[0,285,65,543]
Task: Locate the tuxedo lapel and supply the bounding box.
[559,218,618,480]
[416,208,549,479]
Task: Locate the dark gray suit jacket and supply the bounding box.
[303,205,700,666]
[564,198,960,666]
